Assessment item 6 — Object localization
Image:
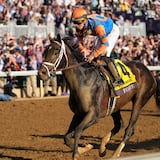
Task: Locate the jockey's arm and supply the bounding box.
[76,25,109,58]
[93,25,109,57]
[77,36,90,56]
[76,28,92,54]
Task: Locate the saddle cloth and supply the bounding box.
[109,59,137,97]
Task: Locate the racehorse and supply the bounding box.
[38,34,160,160]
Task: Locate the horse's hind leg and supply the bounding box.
[99,110,124,157]
[112,103,142,158]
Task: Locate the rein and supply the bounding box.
[42,40,87,77]
[56,61,87,72]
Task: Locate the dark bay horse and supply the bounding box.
[38,35,160,160]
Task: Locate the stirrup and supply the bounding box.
[113,79,124,86]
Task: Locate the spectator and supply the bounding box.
[43,32,58,97]
[61,77,69,96]
[33,44,43,69]
[13,46,26,97]
[25,41,34,59]
[2,50,19,93]
[14,46,25,70]
[45,8,55,23]
[57,74,69,96]
[0,52,4,71]
[58,17,66,38]
[54,6,64,36]
[0,48,17,99]
[44,74,57,97]
[26,54,38,97]
[0,79,15,101]
[3,50,20,71]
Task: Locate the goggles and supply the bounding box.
[71,17,85,25]
[72,20,82,25]
[72,19,82,25]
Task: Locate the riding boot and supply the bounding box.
[103,57,124,86]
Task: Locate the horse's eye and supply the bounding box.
[54,49,60,55]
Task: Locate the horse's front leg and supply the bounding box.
[72,107,96,160]
[64,114,83,150]
[99,110,124,157]
[64,113,94,159]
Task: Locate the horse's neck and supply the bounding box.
[63,65,86,82]
[63,63,103,90]
[63,44,104,88]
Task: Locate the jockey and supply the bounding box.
[71,7,123,86]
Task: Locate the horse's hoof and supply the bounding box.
[99,149,106,157]
[73,154,79,160]
[112,153,120,158]
[78,144,93,154]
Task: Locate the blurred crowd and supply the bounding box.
[0,32,159,99]
[0,32,70,98]
[0,0,160,99]
[0,33,159,73]
[0,0,159,26]
[113,34,160,66]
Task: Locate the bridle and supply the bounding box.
[42,40,69,77]
[42,39,88,77]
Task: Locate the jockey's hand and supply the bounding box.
[81,48,91,58]
[85,54,94,63]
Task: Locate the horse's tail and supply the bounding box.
[155,77,160,108]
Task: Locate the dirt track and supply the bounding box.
[0,96,159,160]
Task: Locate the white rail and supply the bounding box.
[0,70,62,97]
[0,66,159,97]
[0,66,159,78]
[0,70,62,77]
[147,66,160,71]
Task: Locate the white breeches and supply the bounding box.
[106,24,120,57]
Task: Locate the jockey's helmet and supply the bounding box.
[71,7,87,25]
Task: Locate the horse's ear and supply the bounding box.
[57,34,61,43]
[50,38,55,43]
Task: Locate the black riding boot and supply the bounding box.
[103,57,124,86]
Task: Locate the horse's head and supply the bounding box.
[38,34,69,81]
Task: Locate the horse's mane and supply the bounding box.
[51,35,95,68]
[62,36,84,63]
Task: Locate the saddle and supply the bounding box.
[98,59,137,97]
[97,59,137,115]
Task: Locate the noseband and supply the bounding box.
[42,40,69,77]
